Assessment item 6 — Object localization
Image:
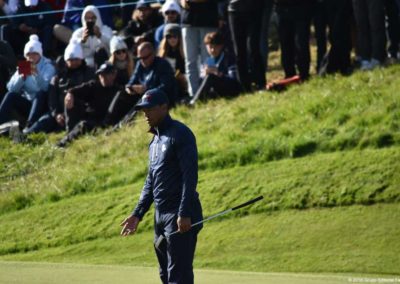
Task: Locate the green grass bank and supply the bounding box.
[0,65,399,275]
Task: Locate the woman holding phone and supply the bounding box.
[0,35,55,132]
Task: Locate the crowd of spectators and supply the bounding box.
[0,0,399,146]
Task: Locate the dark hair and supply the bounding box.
[204,32,224,45]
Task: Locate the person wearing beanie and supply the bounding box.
[5,0,55,57]
[23,40,95,135]
[0,35,56,133]
[158,23,188,101]
[108,36,134,86]
[154,0,181,49]
[70,5,113,68]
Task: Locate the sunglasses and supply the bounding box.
[166,34,178,39]
[115,49,127,55]
[138,53,153,60]
[165,11,177,15]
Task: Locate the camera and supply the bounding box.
[86,21,95,36]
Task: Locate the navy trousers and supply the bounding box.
[0,91,47,126]
[154,211,198,284]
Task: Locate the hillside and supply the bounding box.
[0,65,399,275]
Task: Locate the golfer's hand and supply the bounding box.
[120,215,140,236]
[177,216,191,233]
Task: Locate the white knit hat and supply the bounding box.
[64,40,84,61]
[24,0,38,6]
[24,34,42,56]
[161,0,181,15]
[110,36,128,54]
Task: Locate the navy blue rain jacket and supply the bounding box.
[132,115,203,224]
[127,57,178,105]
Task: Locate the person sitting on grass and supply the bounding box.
[24,40,95,135]
[189,31,241,105]
[57,62,121,147]
[0,35,56,132]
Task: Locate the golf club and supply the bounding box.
[154,195,263,251]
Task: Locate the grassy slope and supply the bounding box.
[0,66,400,274]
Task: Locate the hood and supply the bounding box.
[81,5,103,28]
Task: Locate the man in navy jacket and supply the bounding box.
[120,88,203,284]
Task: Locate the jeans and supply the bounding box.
[352,0,386,61]
[0,91,47,126]
[24,113,62,134]
[193,74,241,102]
[182,26,216,97]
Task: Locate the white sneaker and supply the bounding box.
[0,120,19,135]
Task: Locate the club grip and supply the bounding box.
[231,196,263,211]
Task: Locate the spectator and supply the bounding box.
[352,0,386,70]
[318,0,353,75]
[108,35,134,86]
[0,35,56,131]
[119,0,163,52]
[0,0,19,25]
[275,0,314,80]
[180,0,219,98]
[54,0,114,45]
[70,4,112,68]
[57,62,120,147]
[228,0,267,92]
[0,40,17,100]
[158,23,187,101]
[23,40,95,135]
[106,42,178,128]
[6,0,56,57]
[189,31,241,105]
[384,0,400,63]
[126,42,178,106]
[260,0,274,74]
[154,0,181,49]
[312,0,329,72]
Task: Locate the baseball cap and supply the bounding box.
[135,88,169,110]
[96,62,116,75]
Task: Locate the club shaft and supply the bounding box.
[169,196,263,236]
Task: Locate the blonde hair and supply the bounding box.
[109,51,134,77]
[158,37,184,59]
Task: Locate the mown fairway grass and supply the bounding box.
[2,261,377,284]
[0,65,399,278]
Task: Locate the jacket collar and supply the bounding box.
[149,113,172,136]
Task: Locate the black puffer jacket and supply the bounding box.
[48,62,95,118]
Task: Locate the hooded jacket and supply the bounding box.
[70,5,113,67]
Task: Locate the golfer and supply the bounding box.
[120,88,203,284]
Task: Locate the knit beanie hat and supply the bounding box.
[110,36,128,54]
[161,0,181,15]
[163,23,181,38]
[25,0,38,6]
[24,35,42,56]
[64,40,84,61]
